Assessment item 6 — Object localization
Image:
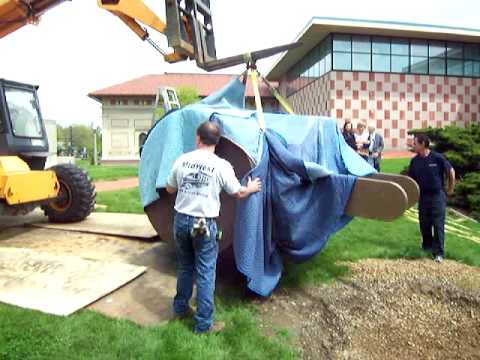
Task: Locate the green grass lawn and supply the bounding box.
[0,300,296,360]
[76,160,138,182]
[380,157,411,174]
[2,158,479,359]
[96,188,144,214]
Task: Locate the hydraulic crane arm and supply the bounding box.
[0,0,184,62]
[0,0,68,38]
[0,0,299,71]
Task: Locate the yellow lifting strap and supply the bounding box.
[249,68,266,131]
[246,67,295,132]
[245,65,295,131]
[258,73,294,115]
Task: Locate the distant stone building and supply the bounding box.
[89,73,279,163]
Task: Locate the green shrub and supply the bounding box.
[453,172,480,219]
[409,124,480,177]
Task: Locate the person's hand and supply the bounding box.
[372,152,379,158]
[247,177,262,193]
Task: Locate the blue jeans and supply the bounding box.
[419,192,446,257]
[173,212,218,333]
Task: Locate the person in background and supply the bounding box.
[355,122,369,160]
[342,121,357,151]
[408,134,455,263]
[366,123,384,171]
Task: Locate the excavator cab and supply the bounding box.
[0,79,49,170]
[0,79,95,221]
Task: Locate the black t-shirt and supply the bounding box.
[408,151,452,195]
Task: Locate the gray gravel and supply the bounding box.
[257,259,480,360]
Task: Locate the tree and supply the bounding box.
[57,124,97,157]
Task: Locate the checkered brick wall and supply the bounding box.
[287,74,330,116]
[285,71,480,150]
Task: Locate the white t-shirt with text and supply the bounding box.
[167,149,242,218]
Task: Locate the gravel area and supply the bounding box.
[257,259,480,360]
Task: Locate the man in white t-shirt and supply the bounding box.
[166,121,261,334]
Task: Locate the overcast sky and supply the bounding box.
[0,0,478,127]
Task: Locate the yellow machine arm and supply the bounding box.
[0,0,299,71]
[0,0,186,63]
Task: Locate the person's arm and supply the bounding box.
[440,155,455,196]
[377,134,384,154]
[221,161,262,199]
[233,177,262,199]
[447,167,456,196]
[407,159,416,181]
[372,135,384,158]
[166,185,177,194]
[166,158,180,194]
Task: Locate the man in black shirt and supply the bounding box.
[408,134,456,263]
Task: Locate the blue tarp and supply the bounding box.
[139,78,375,296]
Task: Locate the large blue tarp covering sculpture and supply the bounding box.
[139,78,375,296]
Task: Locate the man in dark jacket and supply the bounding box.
[408,134,456,263]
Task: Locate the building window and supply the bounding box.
[285,35,332,96]
[352,35,371,71]
[410,39,428,74]
[286,33,480,91]
[372,37,391,72]
[333,34,352,71]
[391,38,409,73]
[428,41,446,76]
[447,42,464,76]
[464,43,480,77]
[139,132,147,152]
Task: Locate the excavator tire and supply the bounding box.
[41,164,96,223]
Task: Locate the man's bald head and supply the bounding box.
[197,121,221,146]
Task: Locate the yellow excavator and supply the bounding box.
[0,0,298,222]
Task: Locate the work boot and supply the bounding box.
[173,306,195,320]
[433,255,444,263]
[195,321,225,334]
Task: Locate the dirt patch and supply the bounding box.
[257,259,480,360]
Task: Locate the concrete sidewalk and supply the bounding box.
[95,177,138,192]
[382,151,413,159]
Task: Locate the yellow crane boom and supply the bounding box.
[0,0,190,64]
[0,0,299,71]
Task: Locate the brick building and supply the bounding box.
[267,18,480,150]
[89,73,278,162]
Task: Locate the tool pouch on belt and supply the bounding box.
[191,217,210,238]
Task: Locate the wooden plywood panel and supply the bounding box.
[32,212,157,239]
[0,248,146,316]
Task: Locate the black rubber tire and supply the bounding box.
[41,164,96,223]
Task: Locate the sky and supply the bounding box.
[0,0,478,127]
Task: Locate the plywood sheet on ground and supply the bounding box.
[32,212,157,239]
[0,247,146,316]
[0,210,47,229]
